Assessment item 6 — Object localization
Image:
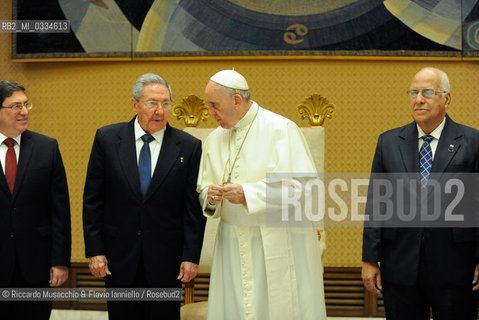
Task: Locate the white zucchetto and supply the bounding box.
[210,70,249,90]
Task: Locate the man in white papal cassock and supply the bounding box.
[197,69,327,320]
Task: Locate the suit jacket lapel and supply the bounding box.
[398,122,419,173]
[117,118,142,199]
[0,163,9,198]
[144,123,179,201]
[12,131,34,200]
[431,115,461,175]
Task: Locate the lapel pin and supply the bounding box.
[180,157,184,163]
[448,144,454,153]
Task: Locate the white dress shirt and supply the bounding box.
[0,132,21,174]
[417,117,446,159]
[134,118,165,177]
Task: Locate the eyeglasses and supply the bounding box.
[142,100,172,111]
[407,88,447,99]
[0,101,32,112]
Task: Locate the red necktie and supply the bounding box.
[4,138,17,194]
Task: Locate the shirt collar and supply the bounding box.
[233,101,259,130]
[134,117,165,142]
[0,132,22,146]
[417,117,446,141]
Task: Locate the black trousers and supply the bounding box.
[1,260,52,320]
[106,256,180,320]
[382,245,478,320]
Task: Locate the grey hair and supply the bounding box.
[132,73,172,101]
[219,86,251,102]
[420,67,450,93]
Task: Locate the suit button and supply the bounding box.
[9,232,14,238]
[137,230,142,236]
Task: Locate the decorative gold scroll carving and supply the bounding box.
[172,95,209,127]
[296,94,336,127]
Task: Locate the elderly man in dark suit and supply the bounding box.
[0,80,71,319]
[362,67,479,319]
[83,73,205,320]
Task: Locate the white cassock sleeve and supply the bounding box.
[197,131,225,219]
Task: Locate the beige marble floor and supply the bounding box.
[51,310,107,320]
[50,310,383,320]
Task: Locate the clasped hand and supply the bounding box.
[208,184,246,205]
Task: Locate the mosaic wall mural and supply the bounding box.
[12,0,479,59]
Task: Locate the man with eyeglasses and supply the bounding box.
[362,67,479,319]
[83,73,205,320]
[0,80,71,319]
